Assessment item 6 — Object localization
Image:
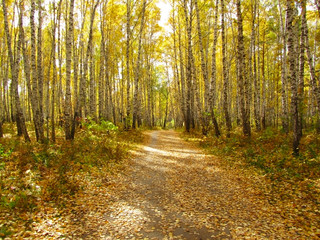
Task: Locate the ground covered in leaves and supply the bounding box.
[98,130,318,239]
[183,128,320,239]
[1,127,319,239]
[0,121,142,239]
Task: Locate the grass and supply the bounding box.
[183,127,320,181]
[0,121,143,238]
[182,127,320,233]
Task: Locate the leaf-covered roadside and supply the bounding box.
[0,121,143,239]
[183,127,320,237]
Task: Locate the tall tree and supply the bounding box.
[209,0,221,137]
[251,0,261,131]
[278,0,289,133]
[132,0,147,129]
[125,0,132,129]
[195,0,209,135]
[298,0,307,138]
[286,0,300,155]
[2,0,30,142]
[221,0,232,137]
[37,0,45,141]
[304,1,320,132]
[236,0,251,136]
[30,0,45,142]
[183,0,193,132]
[64,0,75,140]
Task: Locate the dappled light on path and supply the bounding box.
[100,130,295,239]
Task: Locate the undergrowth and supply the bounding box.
[183,127,320,234]
[0,121,142,238]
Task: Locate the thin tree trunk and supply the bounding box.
[89,55,96,119]
[195,0,210,135]
[50,1,61,142]
[222,0,232,137]
[37,0,45,142]
[236,0,251,136]
[30,0,45,142]
[99,5,106,121]
[183,0,193,132]
[286,0,300,155]
[132,0,147,129]
[64,0,75,140]
[252,0,261,131]
[298,0,307,139]
[82,1,99,120]
[2,0,30,142]
[125,0,131,129]
[257,2,262,129]
[178,14,186,127]
[46,52,52,140]
[19,0,37,137]
[304,3,320,132]
[278,0,289,133]
[71,40,80,138]
[209,0,221,137]
[78,4,88,119]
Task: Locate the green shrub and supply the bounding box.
[0,225,12,239]
[0,144,12,159]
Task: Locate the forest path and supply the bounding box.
[101,130,291,239]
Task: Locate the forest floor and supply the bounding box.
[1,128,319,239]
[59,130,314,239]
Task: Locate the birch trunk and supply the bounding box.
[82,1,99,119]
[37,0,45,142]
[2,0,30,141]
[19,0,37,138]
[78,4,88,119]
[178,14,186,125]
[278,0,289,133]
[99,6,106,121]
[64,0,75,140]
[221,0,232,137]
[132,0,147,129]
[305,5,320,132]
[125,0,131,129]
[30,0,45,142]
[298,0,307,138]
[183,0,193,132]
[195,0,210,135]
[209,0,221,137]
[89,56,96,119]
[286,0,300,155]
[236,0,251,136]
[252,0,261,131]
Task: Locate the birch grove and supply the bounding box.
[0,0,319,155]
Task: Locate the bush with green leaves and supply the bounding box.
[84,118,118,133]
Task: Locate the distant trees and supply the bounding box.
[0,0,165,140]
[0,0,319,155]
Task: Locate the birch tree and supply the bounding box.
[236,0,251,136]
[64,0,75,140]
[2,0,30,141]
[286,0,300,155]
[132,0,147,129]
[221,0,232,137]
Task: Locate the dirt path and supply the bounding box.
[101,130,294,239]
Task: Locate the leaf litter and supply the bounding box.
[8,130,318,239]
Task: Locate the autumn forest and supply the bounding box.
[1,0,320,238]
